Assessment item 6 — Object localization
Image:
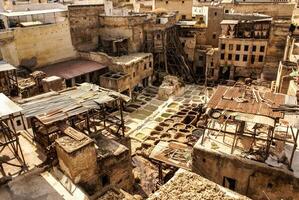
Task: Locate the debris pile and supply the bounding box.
[148,170,250,200]
[158,76,185,100]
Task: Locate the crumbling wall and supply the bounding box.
[158,75,185,100]
[56,137,99,194]
[97,148,134,192]
[0,21,76,68]
[192,145,299,200]
[98,15,146,53]
[263,21,290,80]
[68,4,105,51]
[207,6,224,47]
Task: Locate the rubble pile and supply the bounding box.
[158,75,185,100]
[148,170,249,200]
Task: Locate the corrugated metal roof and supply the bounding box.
[40,59,107,80]
[18,83,130,125]
[0,93,23,117]
[207,86,296,119]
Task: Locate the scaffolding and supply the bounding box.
[144,26,196,83]
[0,97,27,178]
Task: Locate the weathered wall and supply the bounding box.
[98,15,146,53]
[219,37,268,78]
[206,48,219,80]
[68,4,105,51]
[207,6,224,47]
[97,146,134,192]
[100,73,131,93]
[192,145,299,200]
[263,21,291,80]
[111,54,153,90]
[222,3,296,20]
[0,21,76,68]
[154,0,193,20]
[56,138,99,194]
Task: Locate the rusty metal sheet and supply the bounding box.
[40,59,107,80]
[207,86,289,119]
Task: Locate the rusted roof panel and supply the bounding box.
[40,59,107,80]
[207,86,296,119]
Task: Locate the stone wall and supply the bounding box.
[263,21,291,80]
[192,144,299,200]
[154,0,193,20]
[98,15,146,53]
[97,145,134,192]
[0,21,76,68]
[68,4,105,51]
[207,6,224,47]
[222,3,295,20]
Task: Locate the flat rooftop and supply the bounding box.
[40,59,107,80]
[112,53,152,66]
[0,9,67,17]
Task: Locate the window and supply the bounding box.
[244,45,249,51]
[243,55,248,62]
[144,63,147,70]
[166,0,168,3]
[252,45,256,52]
[213,34,216,39]
[235,54,240,61]
[221,44,226,50]
[221,53,225,60]
[236,44,241,51]
[133,72,136,77]
[101,175,110,187]
[225,10,229,13]
[228,54,232,60]
[156,33,161,40]
[259,55,264,62]
[223,177,236,191]
[181,15,186,20]
[260,46,265,52]
[211,62,214,67]
[214,12,217,16]
[229,44,233,51]
[149,62,152,68]
[251,55,255,64]
[182,0,184,3]
[16,120,21,126]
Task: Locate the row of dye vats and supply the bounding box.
[135,103,206,157]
